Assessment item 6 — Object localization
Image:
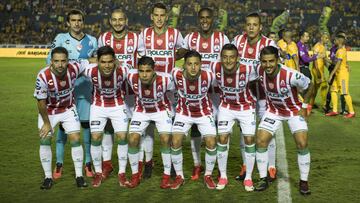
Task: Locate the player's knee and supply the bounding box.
[244,135,255,145]
[81,122,90,129]
[296,142,308,150]
[159,134,171,147]
[91,133,102,142]
[204,136,216,149]
[218,134,229,144]
[171,134,183,149]
[128,133,140,147]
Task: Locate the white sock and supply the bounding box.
[244,144,256,180]
[91,145,102,173]
[268,137,276,169]
[298,151,311,181]
[117,143,128,174]
[139,135,145,163]
[102,133,113,161]
[217,143,228,178]
[191,136,202,166]
[40,145,52,179]
[240,133,246,166]
[161,148,171,175]
[205,147,217,176]
[128,148,139,174]
[171,147,184,178]
[71,146,84,177]
[256,148,268,178]
[144,134,154,162]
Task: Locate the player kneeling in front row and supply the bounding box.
[171,51,217,189]
[254,46,312,195]
[212,44,257,191]
[126,56,174,188]
[35,47,88,189]
[84,46,130,187]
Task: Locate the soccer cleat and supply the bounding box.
[204,175,216,189]
[216,177,228,190]
[160,174,172,189]
[235,164,246,181]
[325,111,339,116]
[53,162,63,180]
[268,167,277,183]
[344,113,355,118]
[254,178,268,191]
[244,179,254,192]
[118,173,128,187]
[40,178,53,190]
[191,165,204,180]
[85,162,94,178]
[102,160,113,179]
[138,161,143,179]
[76,176,88,188]
[299,180,311,195]
[126,173,141,188]
[92,173,103,188]
[143,159,154,179]
[171,175,184,190]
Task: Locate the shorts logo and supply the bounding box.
[91,121,101,126]
[173,121,185,127]
[130,121,141,126]
[264,118,275,124]
[218,121,228,126]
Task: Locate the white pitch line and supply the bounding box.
[275,123,292,203]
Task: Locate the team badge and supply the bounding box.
[116,43,122,49]
[59,80,66,87]
[76,44,82,52]
[247,47,254,54]
[127,46,133,53]
[157,39,163,46]
[226,78,233,83]
[214,45,220,52]
[269,82,274,89]
[202,42,208,49]
[104,81,111,86]
[168,42,174,49]
[189,85,196,91]
[144,89,151,95]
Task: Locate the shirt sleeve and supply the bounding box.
[167,76,176,91]
[336,49,346,61]
[298,44,317,63]
[34,73,48,100]
[223,34,230,44]
[290,71,310,91]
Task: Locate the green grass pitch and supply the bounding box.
[0,58,359,202]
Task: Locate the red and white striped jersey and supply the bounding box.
[172,67,214,117]
[98,31,138,67]
[34,62,85,115]
[83,64,129,107]
[232,34,276,100]
[256,64,310,117]
[138,27,183,73]
[211,61,257,111]
[127,69,174,113]
[182,31,229,69]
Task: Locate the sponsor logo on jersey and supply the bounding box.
[238,80,246,87]
[49,87,74,97]
[116,54,132,60]
[201,53,219,60]
[47,79,54,86]
[239,58,260,66]
[220,86,244,93]
[218,121,228,126]
[156,92,163,98]
[146,50,173,56]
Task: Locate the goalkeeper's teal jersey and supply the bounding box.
[46,32,97,100]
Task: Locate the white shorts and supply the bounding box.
[256,99,267,119]
[172,114,216,137]
[217,107,256,136]
[90,105,129,133]
[258,111,308,135]
[124,94,135,118]
[38,106,81,135]
[129,110,173,135]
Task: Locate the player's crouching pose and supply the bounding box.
[211,44,257,191]
[254,46,313,195]
[126,56,174,189]
[171,50,217,190]
[35,47,88,189]
[83,46,130,187]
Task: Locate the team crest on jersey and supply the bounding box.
[127,46,134,53]
[76,44,82,52]
[116,43,122,49]
[202,42,209,49]
[268,82,274,89]
[59,80,67,87]
[201,86,208,93]
[189,85,196,91]
[226,77,233,83]
[168,42,174,49]
[248,47,254,54]
[104,81,111,86]
[144,89,151,96]
[214,45,220,52]
[157,39,163,46]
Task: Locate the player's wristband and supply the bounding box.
[302,103,308,108]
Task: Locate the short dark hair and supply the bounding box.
[97,46,115,60]
[267,31,276,37]
[152,2,167,13]
[67,9,85,22]
[51,47,68,58]
[221,44,238,56]
[138,56,155,69]
[184,50,202,61]
[336,35,346,40]
[246,12,261,24]
[299,30,308,38]
[198,7,213,17]
[260,46,279,59]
